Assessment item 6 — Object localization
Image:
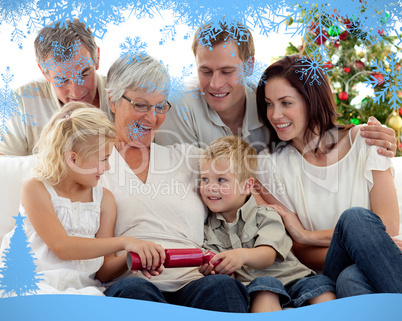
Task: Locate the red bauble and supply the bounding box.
[399,108,402,116]
[343,67,351,73]
[378,29,385,36]
[339,31,348,41]
[355,60,365,69]
[334,41,340,49]
[372,73,384,85]
[324,61,333,69]
[343,18,352,28]
[338,92,349,101]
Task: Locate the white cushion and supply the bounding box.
[0,155,37,247]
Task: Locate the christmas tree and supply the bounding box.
[0,212,42,297]
[285,8,402,154]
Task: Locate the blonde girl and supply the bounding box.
[1,102,165,296]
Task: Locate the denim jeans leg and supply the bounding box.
[323,207,402,293]
[104,276,167,303]
[336,264,376,298]
[164,275,249,312]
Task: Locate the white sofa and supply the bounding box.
[1,155,402,247]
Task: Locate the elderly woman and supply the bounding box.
[99,55,248,312]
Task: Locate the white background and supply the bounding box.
[0,13,296,89]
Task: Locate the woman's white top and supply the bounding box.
[257,129,394,231]
[101,143,207,292]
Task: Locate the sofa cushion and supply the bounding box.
[0,155,37,247]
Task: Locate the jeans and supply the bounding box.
[323,207,402,297]
[104,274,249,312]
[246,275,335,308]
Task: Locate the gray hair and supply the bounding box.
[34,18,98,67]
[106,55,171,109]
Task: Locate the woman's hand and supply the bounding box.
[266,203,308,244]
[124,238,166,271]
[198,263,216,276]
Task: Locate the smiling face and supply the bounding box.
[200,159,253,223]
[40,45,100,107]
[111,90,167,148]
[195,40,247,118]
[264,77,308,149]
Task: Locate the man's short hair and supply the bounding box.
[191,21,255,62]
[34,19,98,68]
[201,136,257,182]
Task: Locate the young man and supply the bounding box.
[155,22,396,156]
[199,136,335,312]
[0,19,113,156]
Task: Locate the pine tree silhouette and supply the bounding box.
[0,212,42,297]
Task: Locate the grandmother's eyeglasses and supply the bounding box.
[122,95,171,114]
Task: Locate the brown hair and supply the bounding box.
[256,54,348,153]
[192,21,255,62]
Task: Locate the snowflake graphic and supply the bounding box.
[0,67,37,141]
[126,120,146,142]
[41,40,94,87]
[235,60,268,92]
[294,52,330,86]
[0,0,42,49]
[166,65,194,120]
[364,52,402,111]
[119,36,148,64]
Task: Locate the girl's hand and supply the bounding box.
[125,238,166,271]
[266,203,308,244]
[134,267,164,279]
[211,249,245,275]
[198,263,216,276]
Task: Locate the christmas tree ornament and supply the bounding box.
[372,73,384,86]
[355,60,365,69]
[328,25,340,37]
[350,118,360,125]
[333,41,340,49]
[378,29,385,36]
[338,91,349,101]
[339,31,349,41]
[324,61,333,69]
[343,67,351,73]
[386,111,402,131]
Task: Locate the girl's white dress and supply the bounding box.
[0,181,105,296]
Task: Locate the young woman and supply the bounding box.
[255,54,402,297]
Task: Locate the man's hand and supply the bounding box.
[361,116,396,157]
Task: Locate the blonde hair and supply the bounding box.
[33,102,116,185]
[201,136,257,182]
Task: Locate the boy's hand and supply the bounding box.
[125,238,166,271]
[134,267,164,279]
[361,116,396,157]
[211,249,245,275]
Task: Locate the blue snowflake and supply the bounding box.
[119,37,148,64]
[167,65,194,120]
[0,0,41,49]
[235,60,268,92]
[36,0,134,40]
[294,52,331,86]
[126,120,146,142]
[0,67,37,141]
[364,52,402,111]
[41,40,94,87]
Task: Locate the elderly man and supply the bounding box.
[0,19,113,155]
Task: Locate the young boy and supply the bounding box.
[199,136,336,312]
